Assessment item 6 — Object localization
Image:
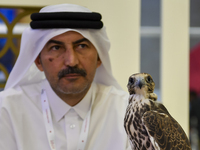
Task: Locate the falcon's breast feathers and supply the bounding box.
[124,73,191,150]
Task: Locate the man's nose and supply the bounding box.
[64,48,79,67]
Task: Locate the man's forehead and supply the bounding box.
[45,31,89,44]
[50,31,84,40]
[43,31,95,49]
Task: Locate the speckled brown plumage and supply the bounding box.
[124,73,191,150]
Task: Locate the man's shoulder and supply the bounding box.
[95,83,129,101]
[0,87,23,101]
[0,81,42,107]
[96,83,128,95]
[92,83,129,116]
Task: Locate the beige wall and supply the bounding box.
[161,0,189,135]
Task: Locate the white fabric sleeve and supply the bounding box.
[0,98,18,150]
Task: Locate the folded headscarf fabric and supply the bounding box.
[5,3,122,90]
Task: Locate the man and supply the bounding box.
[0,4,131,150]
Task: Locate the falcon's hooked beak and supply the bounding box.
[127,73,153,95]
[127,76,146,95]
[137,79,145,89]
[127,73,156,99]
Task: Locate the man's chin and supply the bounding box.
[57,83,90,95]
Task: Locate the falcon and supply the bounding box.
[124,73,191,150]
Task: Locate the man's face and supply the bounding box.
[35,31,101,96]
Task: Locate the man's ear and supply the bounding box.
[34,54,44,71]
[97,55,102,68]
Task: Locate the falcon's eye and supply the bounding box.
[146,76,152,83]
[129,77,135,84]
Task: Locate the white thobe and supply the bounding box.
[0,79,131,150]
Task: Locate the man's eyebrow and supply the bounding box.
[73,38,91,45]
[46,40,64,46]
[46,38,91,46]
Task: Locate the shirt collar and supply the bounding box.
[42,79,94,122]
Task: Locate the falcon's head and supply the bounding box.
[127,73,155,97]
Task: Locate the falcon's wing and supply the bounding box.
[142,102,191,150]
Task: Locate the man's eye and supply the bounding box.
[51,45,60,51]
[78,44,88,49]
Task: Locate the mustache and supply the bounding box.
[58,66,87,79]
